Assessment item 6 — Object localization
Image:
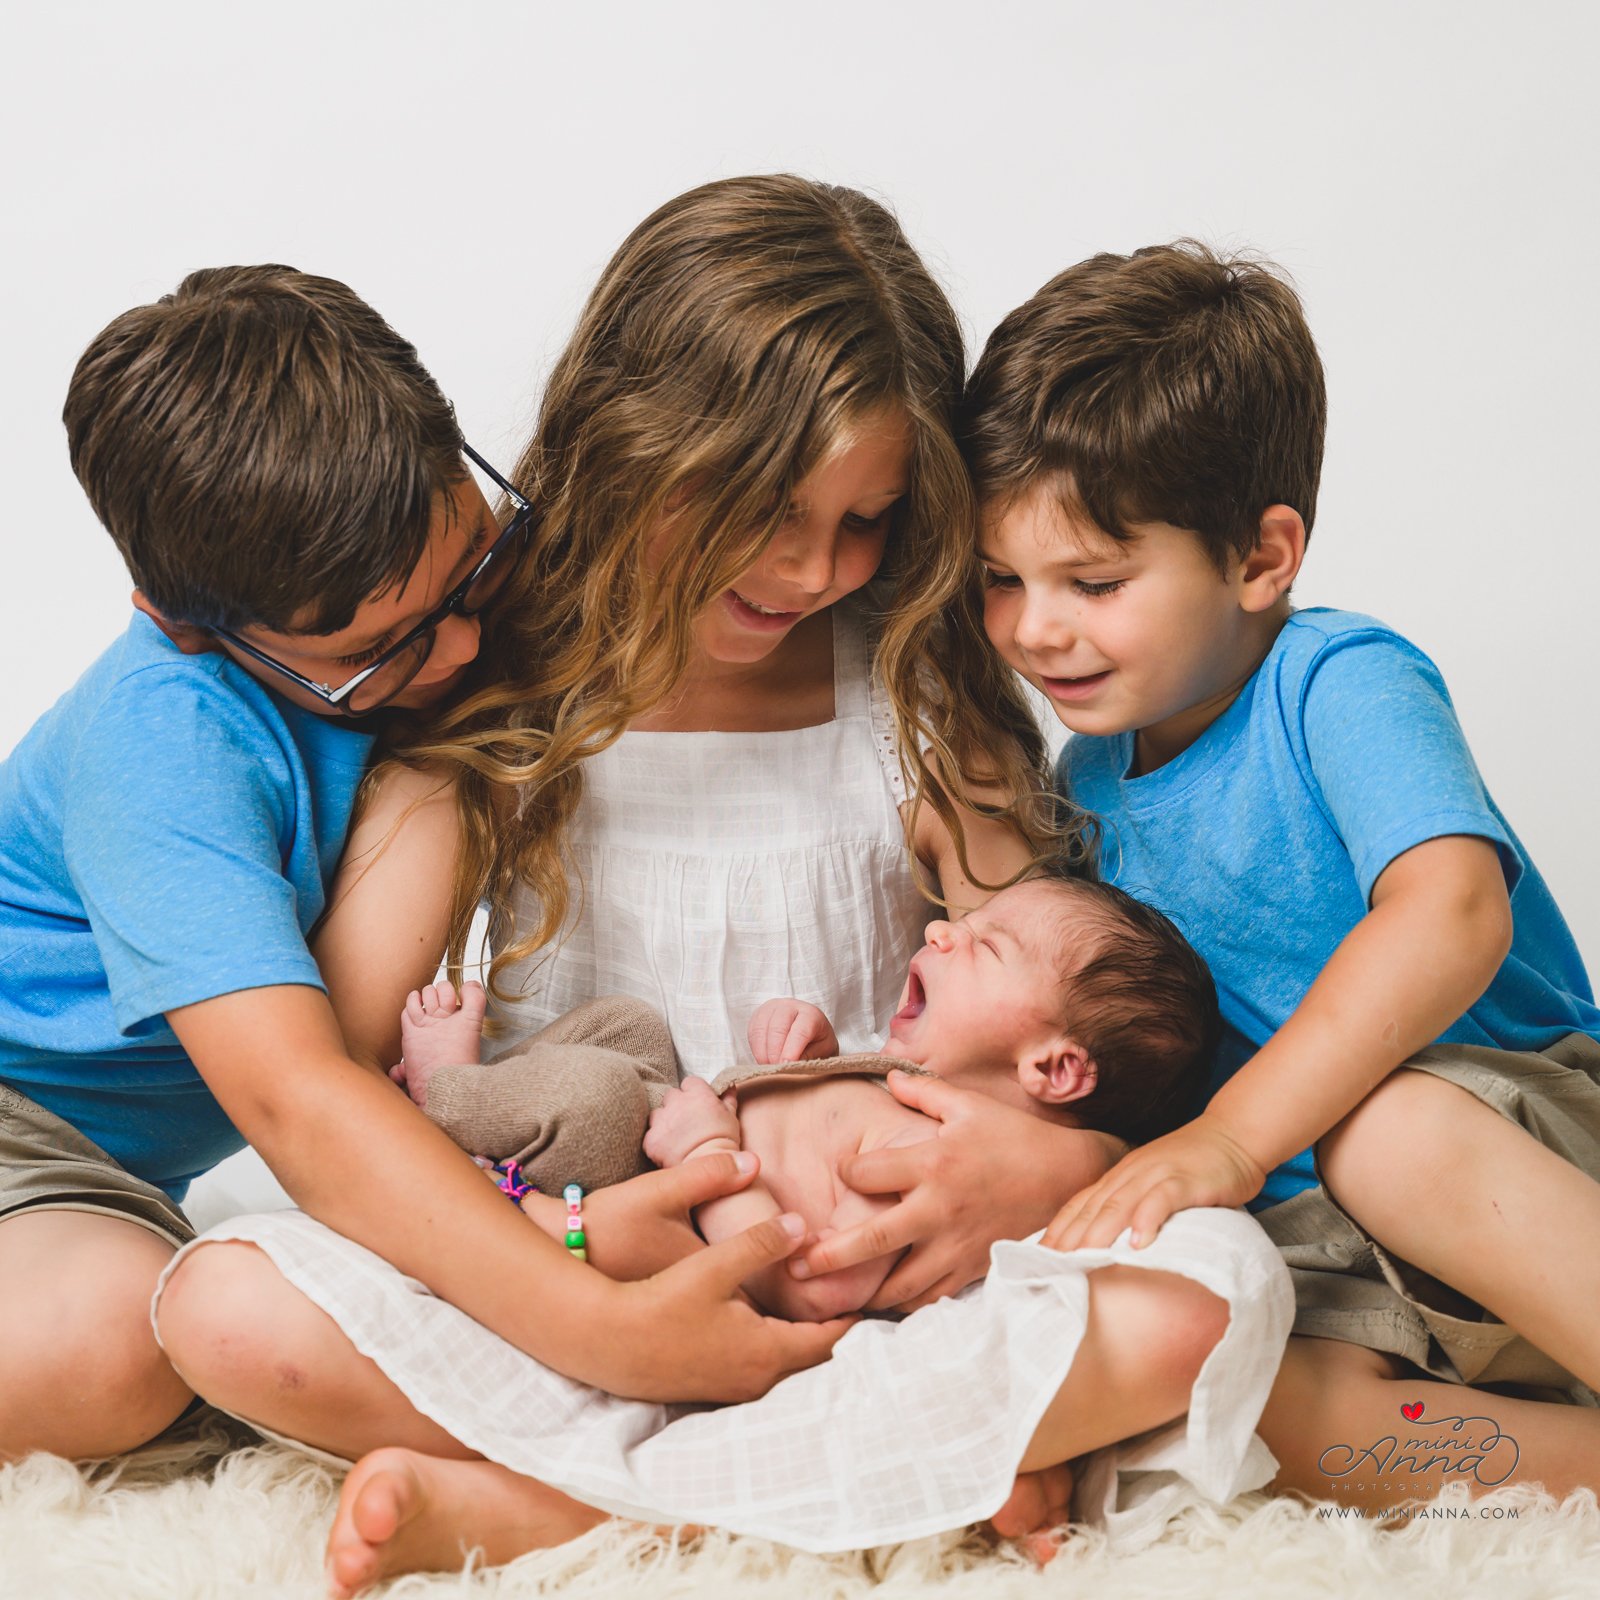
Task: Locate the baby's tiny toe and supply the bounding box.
[403,991,427,1025]
[421,983,441,1015]
[434,978,458,1011]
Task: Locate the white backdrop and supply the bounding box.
[4,0,1596,963]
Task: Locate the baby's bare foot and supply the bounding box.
[396,980,487,1111]
[324,1447,608,1597]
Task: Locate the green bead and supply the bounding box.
[569,1247,587,1262]
[565,1229,587,1249]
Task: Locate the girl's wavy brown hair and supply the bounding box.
[383,175,1091,998]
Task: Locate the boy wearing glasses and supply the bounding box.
[0,267,842,1462]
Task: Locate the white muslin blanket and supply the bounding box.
[155,1207,1292,1553]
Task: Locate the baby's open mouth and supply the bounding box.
[892,969,926,1026]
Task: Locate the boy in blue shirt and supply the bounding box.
[961,242,1600,1505]
[0,266,843,1463]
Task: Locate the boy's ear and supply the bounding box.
[1238,504,1307,613]
[1018,1036,1098,1107]
[131,589,220,656]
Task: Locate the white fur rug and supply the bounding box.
[5,1412,1599,1600]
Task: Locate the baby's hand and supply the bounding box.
[747,997,840,1064]
[644,1077,742,1167]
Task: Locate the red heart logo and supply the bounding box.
[1401,1402,1424,1421]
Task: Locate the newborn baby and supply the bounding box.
[398,873,1219,1319]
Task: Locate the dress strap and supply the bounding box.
[835,601,912,806]
[831,601,873,722]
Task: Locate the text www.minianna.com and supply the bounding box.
[1316,1504,1520,1520]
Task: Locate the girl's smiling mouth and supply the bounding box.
[725,590,804,629]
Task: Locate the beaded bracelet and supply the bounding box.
[493,1158,537,1207]
[563,1182,587,1261]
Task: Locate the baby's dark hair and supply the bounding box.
[960,240,1326,571]
[1030,868,1220,1144]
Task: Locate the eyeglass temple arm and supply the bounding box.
[460,442,529,511]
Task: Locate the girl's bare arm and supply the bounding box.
[310,763,462,1070]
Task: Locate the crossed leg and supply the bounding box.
[1318,1067,1600,1394]
[156,1239,1229,1596]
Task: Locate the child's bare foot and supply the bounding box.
[325,1447,609,1597]
[986,1461,1074,1566]
[393,981,487,1110]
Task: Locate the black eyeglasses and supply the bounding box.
[213,444,531,716]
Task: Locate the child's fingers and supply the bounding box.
[692,1211,809,1294]
[1068,1173,1177,1251]
[782,1012,815,1062]
[1043,1176,1127,1252]
[793,1191,924,1280]
[832,1142,929,1199]
[748,1004,787,1065]
[1127,1187,1181,1249]
[643,1148,760,1213]
[1070,1188,1140,1251]
[881,1068,968,1123]
[867,1254,963,1313]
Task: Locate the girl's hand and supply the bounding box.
[643,1078,741,1168]
[550,1156,737,1281]
[789,1071,1122,1312]
[577,1154,855,1402]
[1042,1117,1266,1252]
[747,998,840,1064]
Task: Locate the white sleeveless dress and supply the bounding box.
[488,598,930,1076]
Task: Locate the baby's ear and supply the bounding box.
[1018,1038,1097,1107]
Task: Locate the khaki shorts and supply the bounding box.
[0,1080,194,1249]
[1256,1032,1600,1407]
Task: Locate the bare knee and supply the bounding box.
[1021,1267,1231,1469]
[0,1218,191,1458]
[1089,1266,1231,1403]
[156,1240,308,1407]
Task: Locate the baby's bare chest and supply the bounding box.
[736,1078,935,1225]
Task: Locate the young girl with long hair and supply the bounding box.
[407,173,1079,1063]
[155,178,1282,1595]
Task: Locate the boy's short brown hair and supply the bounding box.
[961,241,1326,567]
[63,265,464,634]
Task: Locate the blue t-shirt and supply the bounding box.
[0,615,374,1200]
[1057,608,1600,1208]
